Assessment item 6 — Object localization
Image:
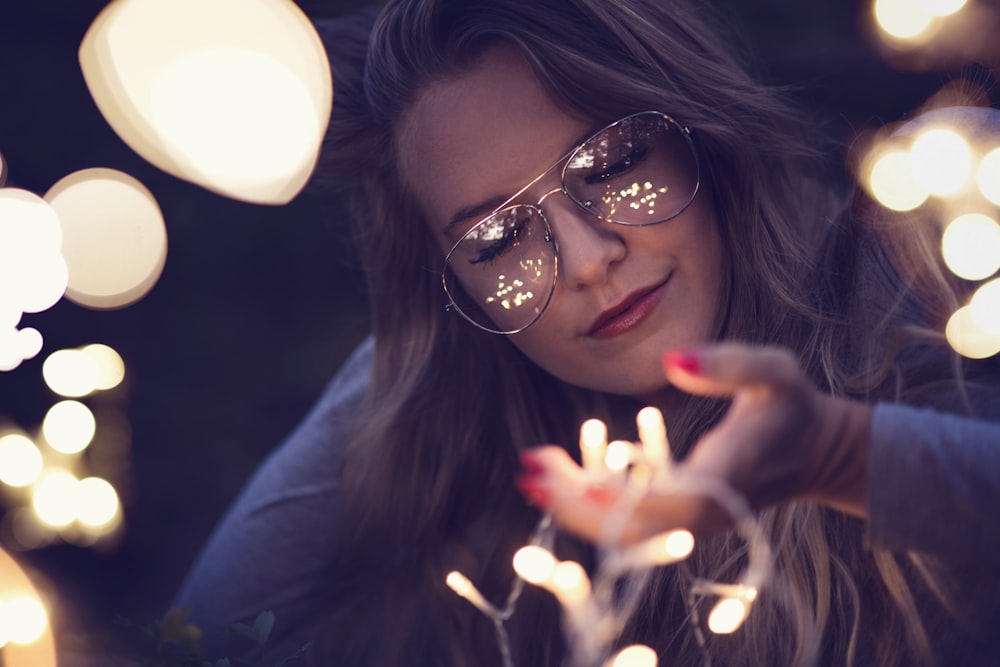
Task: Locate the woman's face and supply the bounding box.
[397,44,726,398]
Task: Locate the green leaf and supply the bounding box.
[252,611,275,645]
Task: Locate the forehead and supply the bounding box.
[396,44,591,231]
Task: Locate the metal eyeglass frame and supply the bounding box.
[441,110,701,335]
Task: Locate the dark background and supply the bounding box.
[0,0,989,658]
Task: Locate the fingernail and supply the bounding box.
[519,450,546,475]
[664,350,700,375]
[515,475,551,508]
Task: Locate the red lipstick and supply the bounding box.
[587,279,667,339]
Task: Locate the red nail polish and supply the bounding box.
[515,475,551,508]
[664,350,700,375]
[519,450,546,475]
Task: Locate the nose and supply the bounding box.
[538,188,626,290]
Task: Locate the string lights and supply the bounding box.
[445,407,775,667]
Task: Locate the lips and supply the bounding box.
[586,278,668,339]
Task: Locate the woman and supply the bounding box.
[175,1,1000,664]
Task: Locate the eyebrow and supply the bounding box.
[441,122,605,238]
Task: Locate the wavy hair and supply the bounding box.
[315,1,973,664]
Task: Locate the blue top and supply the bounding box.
[173,334,1000,664]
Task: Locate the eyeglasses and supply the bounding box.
[441,111,700,335]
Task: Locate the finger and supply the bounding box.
[516,446,612,542]
[663,343,800,398]
[516,447,728,544]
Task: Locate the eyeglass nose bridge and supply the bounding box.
[533,186,573,244]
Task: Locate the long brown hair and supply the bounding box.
[314,1,975,664]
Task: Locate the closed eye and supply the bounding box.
[583,146,649,184]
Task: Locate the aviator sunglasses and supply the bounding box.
[441,110,701,335]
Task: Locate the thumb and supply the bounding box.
[662,344,801,398]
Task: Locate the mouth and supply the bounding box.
[586,276,670,339]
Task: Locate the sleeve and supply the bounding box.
[866,401,1000,562]
[170,335,373,656]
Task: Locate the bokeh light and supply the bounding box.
[874,0,934,40]
[75,477,120,528]
[978,147,1000,206]
[969,278,1000,335]
[4,509,55,552]
[551,560,590,606]
[0,547,56,666]
[611,644,658,667]
[910,128,972,196]
[707,597,749,634]
[0,434,44,488]
[31,470,80,528]
[916,0,967,17]
[0,189,68,356]
[941,213,1000,280]
[512,545,557,585]
[150,49,319,198]
[78,0,333,204]
[946,305,1000,359]
[42,348,99,397]
[81,344,126,390]
[0,596,48,645]
[663,530,696,560]
[0,328,44,373]
[45,168,167,310]
[867,149,928,211]
[41,400,96,455]
[605,440,632,472]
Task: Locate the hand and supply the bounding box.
[515,343,873,545]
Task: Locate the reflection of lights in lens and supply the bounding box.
[942,213,1000,281]
[916,0,967,17]
[76,477,120,528]
[946,305,1000,359]
[0,189,68,316]
[707,597,749,634]
[2,596,48,645]
[605,440,632,471]
[512,545,556,584]
[868,150,928,211]
[45,169,167,310]
[874,0,934,40]
[42,400,96,455]
[977,148,1000,206]
[78,0,332,204]
[911,129,972,196]
[611,644,658,667]
[0,434,44,488]
[80,344,126,390]
[42,348,100,397]
[32,470,80,528]
[969,278,1000,335]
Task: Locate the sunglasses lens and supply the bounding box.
[563,112,698,225]
[443,206,556,334]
